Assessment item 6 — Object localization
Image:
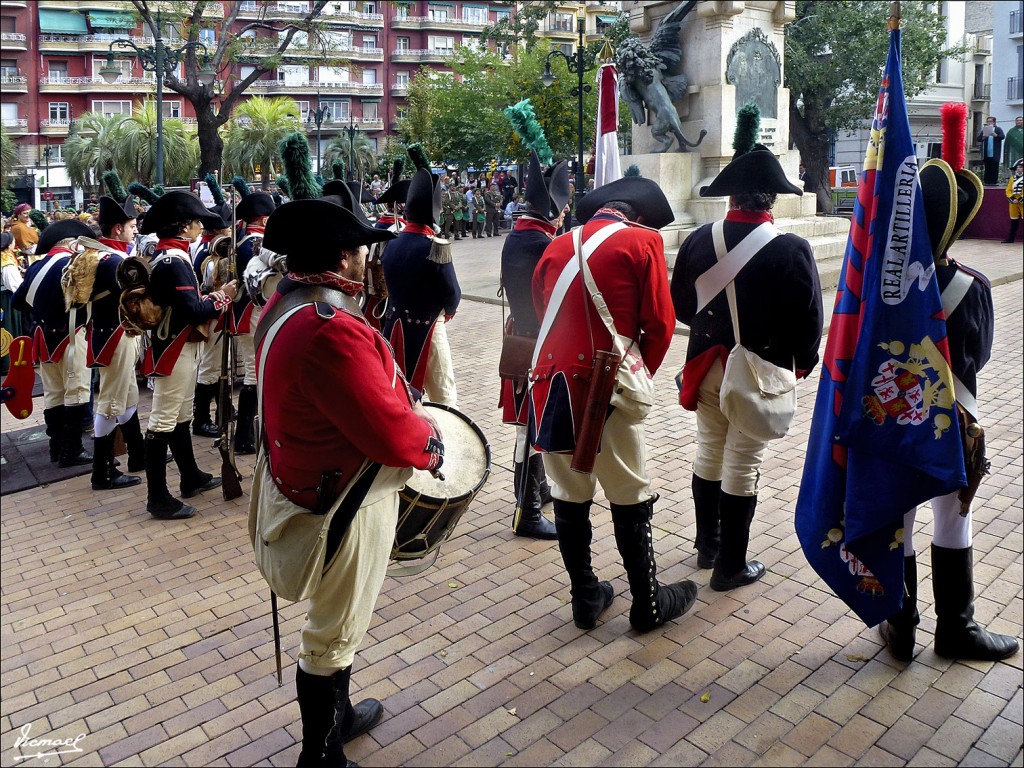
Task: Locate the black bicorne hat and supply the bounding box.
[376,178,412,207]
[37,220,94,257]
[700,145,803,198]
[263,199,395,273]
[321,180,374,229]
[236,192,276,222]
[919,158,983,260]
[575,177,675,229]
[523,150,570,220]
[404,168,442,227]
[138,191,223,235]
[97,195,139,228]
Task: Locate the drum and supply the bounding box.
[391,403,490,571]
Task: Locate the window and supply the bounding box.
[1,102,17,125]
[199,28,216,46]
[361,67,376,84]
[463,35,484,52]
[49,102,70,122]
[1,59,17,78]
[494,9,510,22]
[48,61,68,81]
[164,23,181,41]
[92,56,130,81]
[362,2,375,13]
[325,31,352,48]
[239,65,256,80]
[556,42,573,56]
[318,65,349,83]
[462,6,487,24]
[548,12,574,32]
[396,107,408,120]
[295,100,310,114]
[278,65,308,84]
[396,36,410,51]
[0,16,15,33]
[363,34,377,50]
[92,100,132,117]
[362,102,378,120]
[324,100,349,121]
[277,1,310,13]
[395,71,409,87]
[46,143,65,164]
[428,5,449,22]
[282,29,309,47]
[161,101,182,119]
[428,35,454,53]
[395,4,409,20]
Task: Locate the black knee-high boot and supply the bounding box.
[43,406,64,462]
[1001,219,1019,244]
[144,431,196,520]
[691,475,721,569]
[931,545,1019,661]
[511,453,556,539]
[553,499,614,629]
[167,421,220,498]
[878,554,920,661]
[296,667,343,768]
[709,492,766,591]
[120,411,146,472]
[91,432,141,490]
[234,384,257,455]
[191,383,220,438]
[611,497,698,632]
[325,666,384,751]
[58,403,92,467]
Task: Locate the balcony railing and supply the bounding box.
[972,33,992,55]
[1010,9,1022,36]
[40,34,155,46]
[40,76,156,86]
[250,80,384,92]
[0,75,27,85]
[1009,76,1023,102]
[973,81,991,100]
[1,118,27,128]
[391,48,453,59]
[39,119,73,127]
[0,32,26,42]
[400,15,488,27]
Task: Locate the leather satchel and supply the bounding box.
[498,317,536,380]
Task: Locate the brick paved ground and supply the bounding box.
[1,238,1020,767]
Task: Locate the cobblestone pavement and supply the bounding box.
[1,237,1020,767]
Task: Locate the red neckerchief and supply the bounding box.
[402,222,436,237]
[156,238,192,253]
[289,270,363,296]
[98,237,129,253]
[377,214,396,226]
[246,224,265,236]
[725,209,774,224]
[513,214,558,238]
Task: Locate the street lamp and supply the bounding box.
[346,115,358,183]
[42,138,51,212]
[99,10,216,186]
[540,9,595,217]
[306,100,331,177]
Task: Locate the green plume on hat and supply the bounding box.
[624,164,642,177]
[102,170,129,203]
[204,172,225,206]
[230,176,251,199]
[278,132,322,201]
[733,102,761,158]
[504,99,553,165]
[128,182,161,205]
[28,209,48,231]
[391,156,405,180]
[152,184,166,198]
[275,175,291,198]
[331,160,345,181]
[407,143,430,172]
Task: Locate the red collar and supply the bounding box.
[98,237,130,253]
[402,222,436,237]
[725,209,774,224]
[156,238,192,253]
[245,224,265,235]
[513,215,558,238]
[376,214,396,226]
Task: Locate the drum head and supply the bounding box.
[408,403,490,500]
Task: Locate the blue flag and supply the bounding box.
[794,28,966,627]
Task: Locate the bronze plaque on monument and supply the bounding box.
[726,28,782,120]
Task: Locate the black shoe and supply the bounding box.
[709,492,765,591]
[147,493,197,520]
[167,421,220,497]
[193,420,220,438]
[553,499,615,629]
[341,699,384,743]
[145,430,196,519]
[709,561,766,591]
[511,454,556,540]
[92,433,142,490]
[181,471,221,499]
[878,555,919,662]
[58,404,93,467]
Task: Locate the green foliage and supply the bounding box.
[0,188,17,215]
[786,1,970,209]
[221,96,302,189]
[480,1,559,53]
[322,132,375,181]
[118,101,200,186]
[63,113,125,193]
[0,126,18,184]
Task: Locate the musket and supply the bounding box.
[217,192,244,501]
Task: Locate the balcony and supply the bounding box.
[1009,76,1023,102]
[972,81,991,101]
[390,48,453,63]
[0,32,27,50]
[0,0,29,6]
[1010,9,1022,36]
[39,119,74,135]
[1,117,28,135]
[391,83,409,97]
[248,80,384,97]
[0,75,27,92]
[971,33,992,55]
[39,75,159,92]
[39,33,157,52]
[359,116,384,131]
[391,15,489,32]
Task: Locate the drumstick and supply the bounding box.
[270,591,282,686]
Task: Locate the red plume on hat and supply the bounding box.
[940,102,968,172]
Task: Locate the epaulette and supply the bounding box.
[427,236,453,265]
[313,301,336,320]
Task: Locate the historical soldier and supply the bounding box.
[498,150,570,540]
[382,168,461,406]
[530,176,698,633]
[136,192,237,520]
[484,182,503,237]
[255,197,443,766]
[876,143,1018,663]
[440,179,459,241]
[12,219,95,467]
[671,144,823,591]
[364,166,409,330]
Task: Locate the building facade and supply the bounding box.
[0,0,623,209]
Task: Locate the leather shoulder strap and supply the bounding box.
[254,285,348,352]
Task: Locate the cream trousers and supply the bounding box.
[424,315,457,407]
[901,490,973,553]
[147,341,200,433]
[39,328,90,408]
[94,334,140,420]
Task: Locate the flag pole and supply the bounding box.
[888,1,901,31]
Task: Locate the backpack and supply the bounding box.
[116,255,165,335]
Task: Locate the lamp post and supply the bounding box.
[99,10,216,186]
[42,137,51,212]
[307,100,330,176]
[540,9,594,215]
[346,115,358,183]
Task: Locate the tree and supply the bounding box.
[1,125,18,185]
[63,113,126,195]
[322,131,377,183]
[481,1,559,56]
[786,1,969,211]
[222,96,302,189]
[127,0,332,177]
[117,101,200,186]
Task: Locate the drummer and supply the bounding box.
[253,196,445,766]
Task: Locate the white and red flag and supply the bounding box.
[593,41,621,189]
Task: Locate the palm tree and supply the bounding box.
[116,101,200,186]
[323,131,377,184]
[222,96,302,190]
[63,113,126,195]
[1,125,19,184]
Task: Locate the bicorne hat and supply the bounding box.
[97,195,140,229]
[236,191,276,222]
[263,198,395,273]
[700,145,803,198]
[37,219,94,257]
[523,150,571,221]
[376,179,412,208]
[404,168,442,227]
[138,191,224,235]
[575,176,675,229]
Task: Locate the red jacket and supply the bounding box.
[258,290,441,510]
[529,215,675,453]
